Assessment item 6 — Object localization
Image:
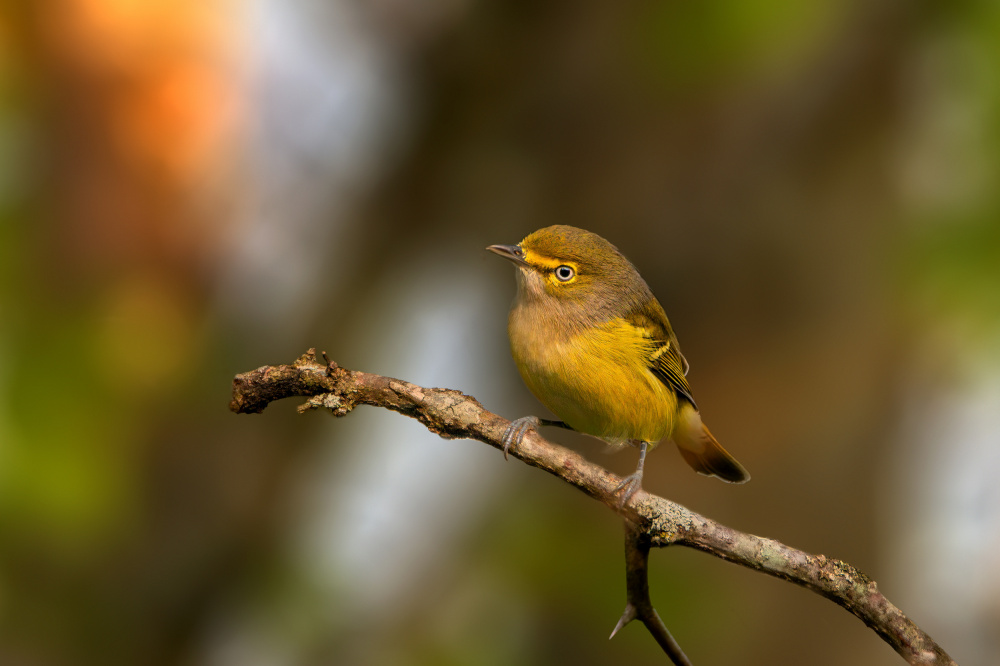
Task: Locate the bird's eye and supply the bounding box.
[554,265,575,282]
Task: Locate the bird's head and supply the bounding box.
[487,225,651,316]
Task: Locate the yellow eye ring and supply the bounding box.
[554,265,575,282]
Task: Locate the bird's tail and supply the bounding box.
[673,402,750,483]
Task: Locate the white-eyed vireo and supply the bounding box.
[488,225,749,505]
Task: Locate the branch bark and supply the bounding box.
[611,523,691,665]
[230,350,955,665]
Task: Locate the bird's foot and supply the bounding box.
[612,441,648,508]
[501,415,541,460]
[612,470,644,508]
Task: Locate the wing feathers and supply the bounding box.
[626,305,696,408]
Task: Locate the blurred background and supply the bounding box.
[1,1,998,664]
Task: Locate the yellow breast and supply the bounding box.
[508,311,677,447]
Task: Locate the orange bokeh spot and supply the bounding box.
[46,0,243,180]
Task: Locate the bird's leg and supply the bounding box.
[613,441,648,508]
[500,417,570,460]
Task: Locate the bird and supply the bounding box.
[487,225,749,506]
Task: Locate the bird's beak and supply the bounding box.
[486,244,528,266]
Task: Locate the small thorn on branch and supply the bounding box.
[609,603,637,639]
[322,350,338,375]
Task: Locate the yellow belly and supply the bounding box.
[509,315,677,446]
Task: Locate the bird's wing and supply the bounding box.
[627,304,697,409]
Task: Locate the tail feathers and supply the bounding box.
[674,406,750,484]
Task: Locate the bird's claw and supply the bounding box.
[612,472,643,508]
[501,416,541,460]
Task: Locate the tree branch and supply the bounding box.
[611,522,691,665]
[230,350,955,665]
